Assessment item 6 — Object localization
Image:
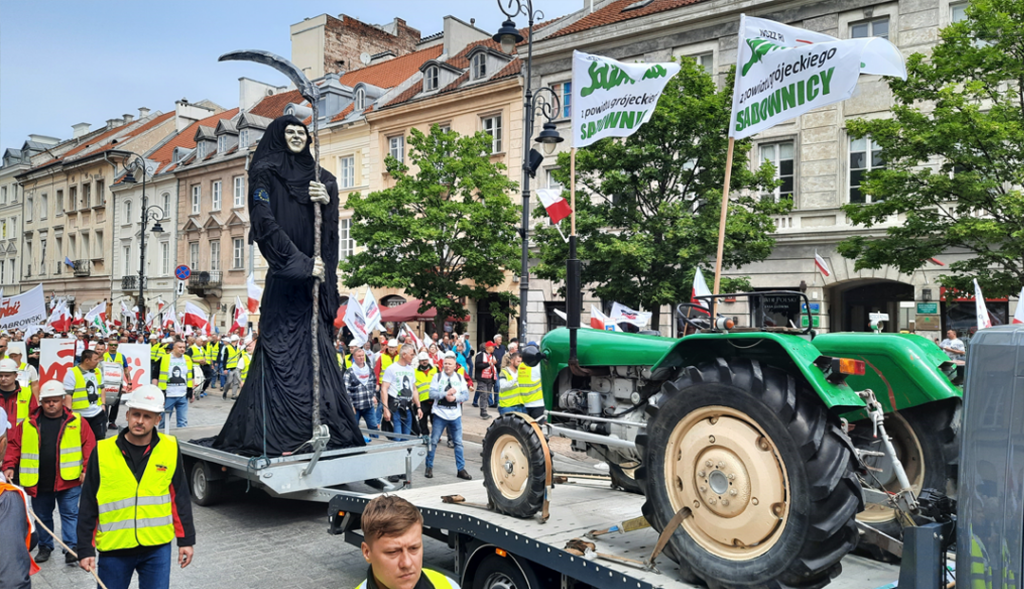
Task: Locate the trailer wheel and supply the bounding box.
[637,359,862,589]
[853,399,960,553]
[608,461,643,494]
[190,461,224,506]
[471,554,537,589]
[482,415,548,518]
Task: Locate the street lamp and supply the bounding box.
[493,0,564,342]
[116,153,165,332]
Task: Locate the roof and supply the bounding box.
[330,103,356,124]
[148,108,239,173]
[549,0,700,38]
[338,44,443,90]
[248,89,305,119]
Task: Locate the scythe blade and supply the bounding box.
[218,49,320,104]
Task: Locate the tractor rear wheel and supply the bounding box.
[637,359,862,589]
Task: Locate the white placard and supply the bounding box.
[40,338,76,386]
[0,284,48,331]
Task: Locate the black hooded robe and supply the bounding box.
[212,115,364,456]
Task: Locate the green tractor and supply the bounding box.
[480,291,961,589]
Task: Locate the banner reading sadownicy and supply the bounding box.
[40,338,76,386]
[572,50,681,148]
[730,14,906,140]
[0,284,47,331]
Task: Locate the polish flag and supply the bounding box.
[231,296,248,335]
[929,257,946,266]
[974,279,992,331]
[247,273,263,313]
[162,309,179,333]
[1014,287,1024,324]
[400,324,425,352]
[46,300,71,332]
[692,267,712,314]
[184,302,210,332]
[537,188,573,225]
[590,305,613,330]
[814,251,831,277]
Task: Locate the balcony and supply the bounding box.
[187,270,222,296]
[73,259,91,277]
[121,275,148,291]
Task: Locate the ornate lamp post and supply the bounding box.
[116,153,165,331]
[493,0,564,342]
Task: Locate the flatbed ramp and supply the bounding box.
[329,479,899,589]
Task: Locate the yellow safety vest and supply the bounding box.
[70,366,104,411]
[416,366,438,402]
[94,435,178,552]
[158,355,194,391]
[225,344,242,369]
[345,354,353,369]
[970,535,993,589]
[518,363,542,405]
[1003,540,1017,589]
[378,353,397,384]
[205,342,220,364]
[18,412,85,487]
[189,345,206,364]
[499,367,522,407]
[103,352,126,366]
[15,382,33,425]
[337,352,344,369]
[240,352,251,381]
[354,568,455,589]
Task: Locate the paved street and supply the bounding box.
[30,393,601,589]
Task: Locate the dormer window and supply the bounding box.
[217,136,227,154]
[239,129,249,149]
[197,142,207,159]
[472,53,487,80]
[355,89,365,110]
[425,66,440,91]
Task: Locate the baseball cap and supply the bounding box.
[417,352,431,362]
[484,341,496,348]
[39,381,67,400]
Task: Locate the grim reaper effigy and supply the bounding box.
[209,49,364,456]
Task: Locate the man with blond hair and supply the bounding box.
[356,495,458,589]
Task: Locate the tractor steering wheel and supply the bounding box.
[675,302,712,332]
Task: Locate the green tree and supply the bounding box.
[342,125,521,333]
[839,0,1024,297]
[533,58,788,330]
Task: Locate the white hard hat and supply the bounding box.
[126,385,166,414]
[417,352,431,362]
[443,350,458,359]
[162,337,173,344]
[387,339,398,347]
[230,335,239,342]
[39,381,67,400]
[349,339,359,347]
[0,358,17,373]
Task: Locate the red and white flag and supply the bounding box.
[814,251,831,277]
[362,289,382,334]
[1011,287,1024,324]
[183,302,210,333]
[231,296,248,335]
[247,273,263,313]
[46,300,71,332]
[400,324,425,352]
[974,279,992,331]
[692,267,712,314]
[590,305,613,330]
[162,308,179,333]
[610,302,652,328]
[537,188,573,225]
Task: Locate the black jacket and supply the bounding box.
[77,430,195,559]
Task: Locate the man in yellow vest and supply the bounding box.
[196,335,215,398]
[3,381,97,565]
[63,350,107,441]
[103,338,130,431]
[156,340,194,429]
[497,352,524,416]
[77,385,195,588]
[518,342,544,420]
[7,348,40,404]
[375,339,400,427]
[1,358,37,433]
[0,405,42,584]
[415,352,438,437]
[357,494,459,589]
[222,335,243,400]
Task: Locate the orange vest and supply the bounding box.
[0,483,40,576]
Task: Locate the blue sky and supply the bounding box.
[0,0,584,150]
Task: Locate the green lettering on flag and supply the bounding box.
[780,84,796,110]
[820,67,835,95]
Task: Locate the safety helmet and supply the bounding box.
[125,384,166,414]
[39,381,67,400]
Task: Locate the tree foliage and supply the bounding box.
[342,126,521,333]
[839,0,1024,297]
[533,58,788,330]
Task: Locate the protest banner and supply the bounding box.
[0,284,48,331]
[40,338,76,386]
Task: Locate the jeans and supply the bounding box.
[98,542,171,589]
[390,408,413,436]
[354,405,379,438]
[223,367,240,398]
[426,415,464,471]
[498,405,525,416]
[32,485,81,552]
[160,395,188,429]
[473,380,496,408]
[200,365,214,393]
[525,405,545,419]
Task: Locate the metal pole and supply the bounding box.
[519,3,535,344]
[138,159,147,332]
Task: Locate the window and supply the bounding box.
[0,186,5,204]
[69,186,76,209]
[82,234,90,261]
[425,66,440,91]
[849,136,884,203]
[189,242,199,269]
[689,52,714,72]
[122,245,131,276]
[217,135,227,154]
[161,241,170,275]
[239,129,250,149]
[95,230,102,258]
[0,260,4,283]
[212,180,222,210]
[339,156,355,189]
[191,185,201,214]
[40,194,47,220]
[82,183,91,208]
[55,237,62,274]
[26,196,32,222]
[482,115,502,153]
[389,135,405,163]
[197,142,207,159]
[851,17,889,39]
[472,53,487,80]
[124,200,132,224]
[210,240,221,271]
[339,218,354,261]
[233,177,245,207]
[355,89,365,111]
[551,82,572,119]
[951,2,968,22]
[233,237,244,269]
[759,141,795,202]
[25,243,31,277]
[0,219,5,239]
[546,168,563,191]
[56,190,64,215]
[40,238,47,275]
[95,180,105,206]
[69,234,76,259]
[161,193,170,217]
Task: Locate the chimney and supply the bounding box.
[106,118,120,129]
[122,113,134,123]
[72,123,91,139]
[138,107,150,118]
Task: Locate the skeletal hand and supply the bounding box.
[309,181,329,204]
[312,257,325,280]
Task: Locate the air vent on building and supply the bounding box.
[623,0,654,10]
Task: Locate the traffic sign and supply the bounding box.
[176,280,185,296]
[174,265,191,281]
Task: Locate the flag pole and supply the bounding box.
[567,147,585,373]
[711,137,735,315]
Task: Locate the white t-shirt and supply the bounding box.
[430,372,468,422]
[939,337,965,361]
[165,356,189,398]
[382,362,417,400]
[63,366,103,418]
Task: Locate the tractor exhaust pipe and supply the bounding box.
[566,236,591,377]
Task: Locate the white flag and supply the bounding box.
[974,279,992,331]
[1014,287,1024,325]
[610,302,652,329]
[344,293,371,346]
[692,268,712,314]
[730,14,906,140]
[362,289,383,334]
[572,50,681,148]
